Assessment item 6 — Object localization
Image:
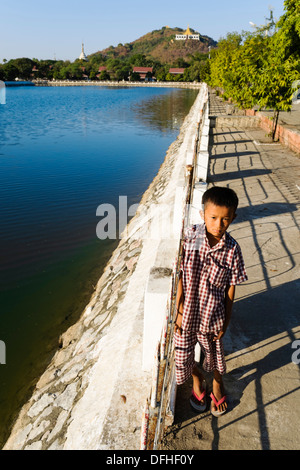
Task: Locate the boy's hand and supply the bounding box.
[174,309,183,336]
[175,274,184,336]
[213,329,225,341]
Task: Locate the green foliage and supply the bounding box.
[1,58,34,80]
[98,70,110,81]
[0,27,215,83]
[130,72,141,82]
[1,62,18,80]
[208,32,242,91]
[276,0,300,59]
[208,5,300,118]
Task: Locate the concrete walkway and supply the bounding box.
[162,92,300,450]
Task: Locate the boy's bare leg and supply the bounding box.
[192,365,205,403]
[212,370,227,413]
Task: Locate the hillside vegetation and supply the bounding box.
[0,26,216,83]
[91,26,217,63]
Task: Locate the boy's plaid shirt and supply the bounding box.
[180,223,248,334]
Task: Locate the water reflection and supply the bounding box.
[131,89,198,133]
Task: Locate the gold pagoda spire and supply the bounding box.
[184,25,192,36]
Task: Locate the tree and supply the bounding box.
[208,32,242,93]
[187,59,210,82]
[155,66,167,81]
[129,54,147,66]
[66,62,84,79]
[208,5,300,140]
[99,70,110,81]
[166,72,176,82]
[222,31,269,109]
[2,62,18,81]
[116,65,130,81]
[10,58,34,79]
[130,71,140,82]
[249,3,300,139]
[276,0,300,59]
[0,65,5,81]
[255,35,299,139]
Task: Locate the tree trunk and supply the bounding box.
[272,109,280,141]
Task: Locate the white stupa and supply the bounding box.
[79,43,88,61]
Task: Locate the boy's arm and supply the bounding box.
[213,285,235,341]
[174,273,184,336]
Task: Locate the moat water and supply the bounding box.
[0,84,198,445]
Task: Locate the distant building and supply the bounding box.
[79,43,88,61]
[80,65,88,79]
[31,66,39,79]
[132,66,153,80]
[97,66,109,79]
[169,68,185,75]
[176,25,199,41]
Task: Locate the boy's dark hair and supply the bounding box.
[202,186,239,211]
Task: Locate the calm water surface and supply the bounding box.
[0,85,198,445]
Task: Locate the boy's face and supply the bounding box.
[200,202,236,243]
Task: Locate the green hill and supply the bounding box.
[90,26,217,64]
[0,26,217,82]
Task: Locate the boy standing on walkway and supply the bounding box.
[174,186,247,416]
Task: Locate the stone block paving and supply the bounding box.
[162,93,300,450]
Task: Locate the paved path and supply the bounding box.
[162,92,300,450]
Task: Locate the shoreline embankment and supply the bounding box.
[33,80,202,89]
[3,84,209,450]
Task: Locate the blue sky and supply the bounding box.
[0,0,285,62]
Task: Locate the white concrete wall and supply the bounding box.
[142,85,210,373]
[142,84,210,446]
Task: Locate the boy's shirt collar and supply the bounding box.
[184,223,227,251]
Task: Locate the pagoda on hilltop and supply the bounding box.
[176,25,199,41]
[79,43,88,61]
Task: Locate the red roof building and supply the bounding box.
[169,68,185,75]
[132,66,153,80]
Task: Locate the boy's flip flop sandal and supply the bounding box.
[190,384,207,412]
[210,392,227,416]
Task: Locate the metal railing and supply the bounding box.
[140,93,208,450]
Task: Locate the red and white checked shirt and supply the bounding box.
[180,223,248,334]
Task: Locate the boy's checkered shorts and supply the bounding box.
[174,330,226,385]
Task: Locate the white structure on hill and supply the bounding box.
[176,25,199,40]
[79,43,88,61]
